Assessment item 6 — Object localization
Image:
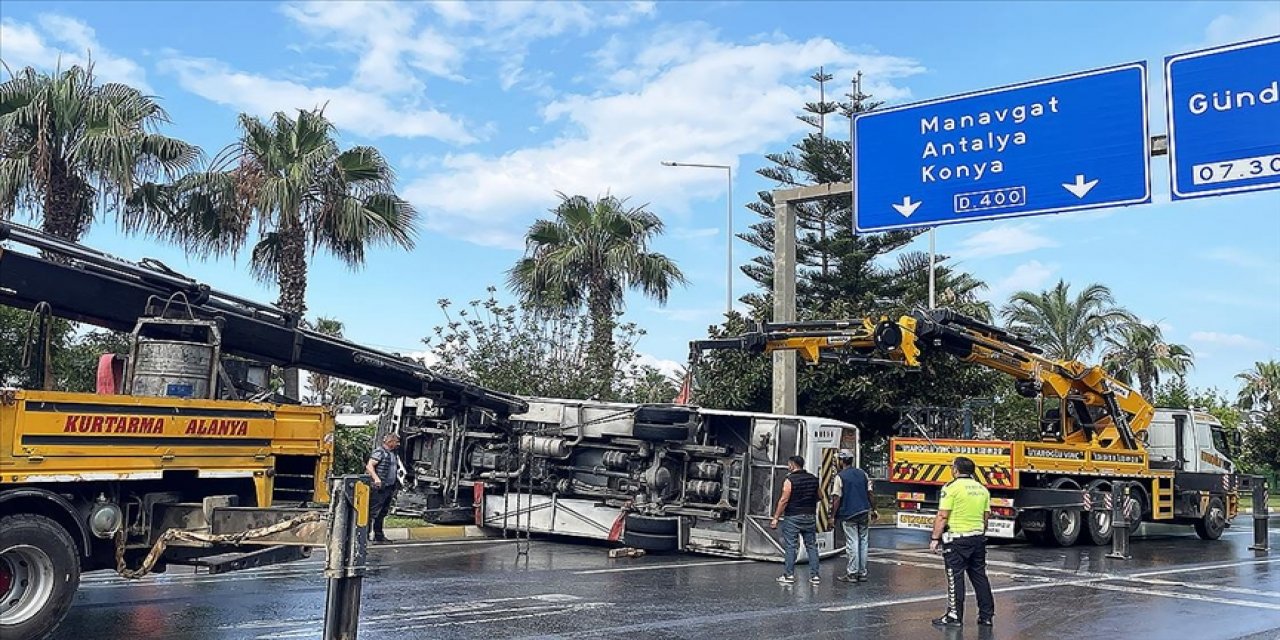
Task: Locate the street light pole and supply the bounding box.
[661,161,733,315]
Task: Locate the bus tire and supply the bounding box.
[622,530,678,552]
[625,514,680,536]
[0,514,81,640]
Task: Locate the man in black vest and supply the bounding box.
[830,449,877,583]
[771,455,821,585]
[365,432,401,543]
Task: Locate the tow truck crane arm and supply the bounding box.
[690,308,1153,452]
[688,316,921,367]
[0,222,528,416]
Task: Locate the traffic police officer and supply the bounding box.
[929,456,995,627]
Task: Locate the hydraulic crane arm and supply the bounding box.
[0,222,528,416]
[689,317,921,367]
[908,309,1151,451]
[690,308,1153,452]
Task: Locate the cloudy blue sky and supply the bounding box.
[2,1,1277,396]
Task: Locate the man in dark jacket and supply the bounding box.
[830,449,877,582]
[771,455,821,585]
[365,433,401,543]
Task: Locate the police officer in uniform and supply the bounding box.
[930,456,994,627]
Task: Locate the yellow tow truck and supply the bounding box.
[0,223,525,640]
[692,308,1244,548]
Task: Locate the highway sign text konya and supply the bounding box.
[854,63,1151,232]
[1165,35,1280,200]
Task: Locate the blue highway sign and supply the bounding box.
[1165,35,1280,200]
[854,63,1151,232]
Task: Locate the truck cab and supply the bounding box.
[1145,409,1234,474]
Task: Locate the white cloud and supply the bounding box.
[985,260,1056,304]
[160,56,477,143]
[404,34,923,247]
[635,352,683,378]
[1188,331,1266,349]
[953,223,1058,259]
[0,15,150,91]
[1202,7,1280,47]
[1202,247,1279,277]
[281,1,465,94]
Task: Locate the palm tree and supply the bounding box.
[508,193,685,397]
[1101,322,1194,398]
[0,64,199,243]
[173,108,417,398]
[888,251,992,321]
[305,317,344,406]
[1236,360,1280,412]
[1001,280,1134,361]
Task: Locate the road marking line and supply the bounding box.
[1131,557,1280,578]
[821,576,1101,612]
[1087,582,1280,611]
[574,559,752,574]
[869,555,1280,600]
[376,538,513,549]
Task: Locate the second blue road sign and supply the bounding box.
[854,63,1151,233]
[1165,35,1280,201]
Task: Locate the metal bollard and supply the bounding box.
[1107,482,1131,560]
[1249,477,1270,553]
[323,476,371,640]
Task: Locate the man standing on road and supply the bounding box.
[365,432,402,544]
[929,456,995,627]
[830,449,877,583]
[771,455,821,585]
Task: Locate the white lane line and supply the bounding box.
[376,538,514,549]
[1086,582,1280,612]
[1131,557,1280,578]
[574,559,752,575]
[869,554,1280,600]
[821,577,1100,613]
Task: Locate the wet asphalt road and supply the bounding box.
[59,522,1279,640]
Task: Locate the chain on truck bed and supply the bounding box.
[114,510,327,579]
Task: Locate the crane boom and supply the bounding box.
[690,308,1153,452]
[0,222,528,416]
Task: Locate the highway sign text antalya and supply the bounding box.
[853,63,1151,232]
[1166,35,1280,200]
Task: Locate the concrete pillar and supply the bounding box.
[772,198,796,415]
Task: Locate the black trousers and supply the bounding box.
[942,536,995,620]
[370,485,398,537]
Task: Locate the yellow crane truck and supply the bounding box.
[692,308,1243,548]
[0,223,526,640]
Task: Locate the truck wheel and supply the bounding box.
[1083,481,1113,546]
[634,406,695,425]
[632,422,690,442]
[622,530,678,552]
[1194,496,1227,541]
[0,514,81,640]
[1049,508,1082,547]
[624,514,680,536]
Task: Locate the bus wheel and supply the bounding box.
[0,514,81,640]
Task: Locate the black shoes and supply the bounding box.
[835,572,868,583]
[931,615,962,627]
[931,615,992,627]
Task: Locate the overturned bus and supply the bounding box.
[382,398,858,561]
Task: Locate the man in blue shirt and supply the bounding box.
[829,449,877,582]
